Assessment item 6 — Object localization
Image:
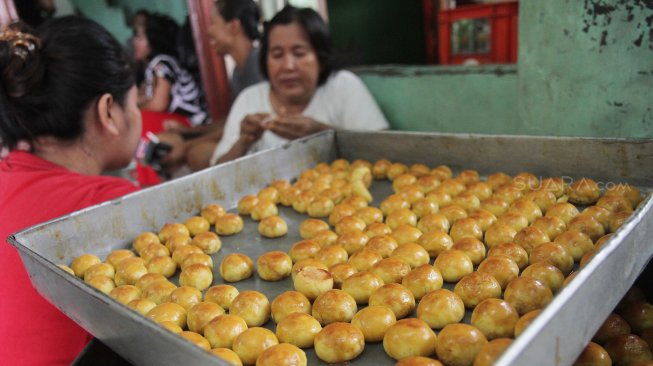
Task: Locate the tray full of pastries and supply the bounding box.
[9,130,653,366]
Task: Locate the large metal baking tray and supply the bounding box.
[9,130,653,366]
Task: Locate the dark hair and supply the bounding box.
[144,13,179,59]
[0,16,134,150]
[260,5,334,85]
[215,0,261,41]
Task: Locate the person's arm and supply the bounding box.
[139,75,172,112]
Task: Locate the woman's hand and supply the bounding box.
[265,115,331,140]
[238,113,269,146]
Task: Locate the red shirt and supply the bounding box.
[0,151,139,365]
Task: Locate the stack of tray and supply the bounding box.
[9,131,653,366]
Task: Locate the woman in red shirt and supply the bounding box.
[0,17,141,365]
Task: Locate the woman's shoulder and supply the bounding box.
[232,81,271,108]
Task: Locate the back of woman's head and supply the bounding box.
[215,0,261,41]
[145,14,180,58]
[0,16,134,150]
[260,5,333,85]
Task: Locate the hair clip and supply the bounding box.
[0,25,41,62]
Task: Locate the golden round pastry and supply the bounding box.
[393,173,418,192]
[348,249,383,272]
[492,185,523,204]
[609,210,633,233]
[179,331,211,350]
[514,309,541,337]
[258,186,280,204]
[142,280,178,305]
[314,322,365,363]
[593,313,631,345]
[467,209,497,232]
[529,242,574,275]
[353,207,384,227]
[135,273,167,291]
[467,182,493,201]
[473,338,513,366]
[369,283,416,319]
[114,257,148,286]
[365,222,392,239]
[335,215,367,235]
[568,215,606,242]
[436,323,487,366]
[83,262,115,282]
[270,290,311,323]
[158,223,190,244]
[311,229,339,247]
[579,205,613,229]
[179,264,213,291]
[127,298,157,315]
[298,219,330,240]
[315,244,348,268]
[341,270,385,304]
[604,334,653,366]
[433,249,473,283]
[161,322,184,334]
[250,199,278,221]
[566,178,600,205]
[553,229,593,261]
[256,343,307,366]
[132,231,161,253]
[427,190,453,208]
[164,233,192,253]
[70,253,101,278]
[385,208,417,230]
[480,197,510,217]
[486,172,512,190]
[220,253,254,282]
[232,327,279,366]
[452,237,486,265]
[307,196,335,218]
[476,256,517,290]
[416,213,450,234]
[367,234,399,258]
[451,191,481,212]
[181,252,213,271]
[187,301,226,333]
[328,203,356,226]
[204,314,248,349]
[538,177,566,198]
[386,162,409,181]
[454,272,502,309]
[57,264,75,276]
[620,301,653,334]
[605,183,643,207]
[483,222,517,249]
[391,243,430,269]
[229,290,270,327]
[402,264,443,300]
[200,203,226,225]
[291,258,328,281]
[258,215,288,238]
[416,174,442,194]
[639,328,653,355]
[167,286,203,310]
[439,205,469,226]
[399,184,426,205]
[370,257,412,284]
[293,267,334,301]
[289,240,321,263]
[524,189,557,213]
[238,195,259,215]
[417,231,453,257]
[521,262,565,294]
[579,249,597,268]
[256,251,292,281]
[147,302,187,328]
[184,216,210,237]
[455,169,480,186]
[617,286,647,312]
[390,225,423,246]
[412,198,440,219]
[383,318,437,360]
[312,289,358,325]
[205,284,239,311]
[573,341,612,366]
[342,195,369,210]
[190,232,221,255]
[508,198,543,224]
[109,284,142,305]
[438,179,467,197]
[563,271,578,287]
[380,194,411,216]
[171,244,203,267]
[139,242,170,263]
[514,172,540,192]
[487,242,529,270]
[471,298,519,340]
[497,212,529,233]
[546,202,580,225]
[329,263,357,288]
[146,255,177,277]
[331,158,351,171]
[432,165,453,180]
[417,288,465,329]
[210,348,243,365]
[215,213,244,236]
[86,276,115,294]
[504,277,553,315]
[275,312,322,348]
[373,159,392,179]
[105,249,135,268]
[531,216,567,241]
[351,305,397,343]
[336,229,369,255]
[513,226,550,255]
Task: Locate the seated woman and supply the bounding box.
[209,5,389,165]
[133,13,209,127]
[0,17,140,364]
